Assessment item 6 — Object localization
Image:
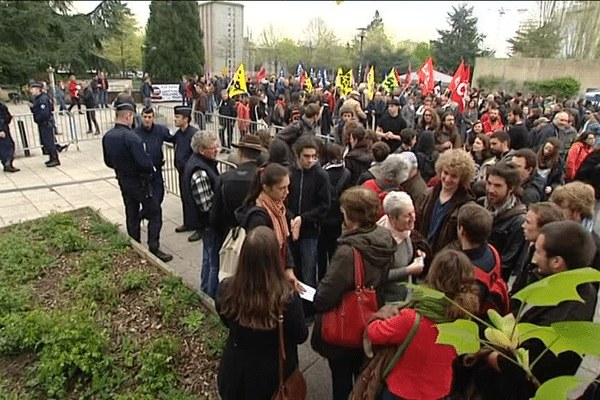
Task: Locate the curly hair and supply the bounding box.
[435,149,476,188]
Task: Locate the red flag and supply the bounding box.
[451,64,471,113]
[405,64,412,88]
[393,67,401,86]
[449,61,465,94]
[300,71,306,88]
[418,57,435,95]
[255,66,266,83]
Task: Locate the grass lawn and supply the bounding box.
[0,208,225,399]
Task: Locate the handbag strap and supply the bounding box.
[381,312,422,379]
[277,314,286,389]
[353,247,365,289]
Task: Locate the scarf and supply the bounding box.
[276,99,286,110]
[256,192,289,264]
[484,194,517,218]
[377,215,410,244]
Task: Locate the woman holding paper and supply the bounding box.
[216,226,308,399]
[234,162,302,291]
[311,186,396,400]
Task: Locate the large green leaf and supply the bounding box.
[436,319,481,354]
[517,323,571,356]
[531,376,584,400]
[513,268,600,307]
[488,309,516,335]
[551,321,600,356]
[404,283,445,300]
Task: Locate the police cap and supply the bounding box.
[30,81,43,89]
[114,99,135,112]
[174,106,192,118]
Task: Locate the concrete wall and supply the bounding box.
[473,57,600,94]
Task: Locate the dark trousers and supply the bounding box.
[317,224,341,282]
[38,123,58,161]
[68,96,81,112]
[328,353,363,400]
[219,119,234,148]
[86,109,99,132]
[0,133,15,167]
[119,176,161,250]
[177,167,191,227]
[201,227,223,299]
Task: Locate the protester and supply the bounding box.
[344,120,373,184]
[414,130,438,183]
[398,151,428,209]
[0,98,18,172]
[417,106,440,134]
[216,226,308,400]
[377,191,427,302]
[377,98,407,153]
[81,80,100,135]
[465,119,484,149]
[511,148,545,205]
[367,249,479,400]
[435,112,462,153]
[506,105,529,150]
[417,149,475,254]
[536,137,564,196]
[311,187,395,400]
[332,103,355,145]
[565,131,594,181]
[357,141,390,185]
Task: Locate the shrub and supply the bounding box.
[0,286,31,318]
[48,227,88,253]
[0,310,53,355]
[525,77,581,98]
[202,314,227,358]
[181,310,205,333]
[136,335,180,395]
[121,270,151,292]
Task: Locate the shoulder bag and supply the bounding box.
[321,247,379,348]
[272,314,306,400]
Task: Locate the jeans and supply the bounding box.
[201,227,222,299]
[328,353,363,400]
[293,237,319,287]
[99,89,108,108]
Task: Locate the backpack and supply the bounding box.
[218,226,246,282]
[474,244,510,316]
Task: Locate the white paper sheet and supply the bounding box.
[299,282,316,302]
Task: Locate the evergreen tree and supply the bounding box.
[431,3,493,73]
[143,1,204,82]
[507,23,561,58]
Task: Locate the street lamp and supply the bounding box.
[357,28,367,83]
[47,66,55,100]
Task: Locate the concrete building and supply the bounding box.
[199,1,244,78]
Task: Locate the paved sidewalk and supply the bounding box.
[0,139,332,400]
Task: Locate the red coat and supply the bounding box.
[482,118,504,134]
[68,80,80,98]
[367,308,457,400]
[565,141,593,180]
[236,102,250,133]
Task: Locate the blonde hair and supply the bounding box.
[551,182,595,219]
[435,149,476,187]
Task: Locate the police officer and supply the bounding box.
[102,96,173,262]
[134,106,171,226]
[0,95,19,172]
[30,81,60,167]
[166,106,199,240]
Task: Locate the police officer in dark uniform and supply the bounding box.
[102,96,173,262]
[30,81,60,167]
[166,106,199,240]
[134,106,171,221]
[0,95,19,172]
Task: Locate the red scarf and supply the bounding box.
[256,192,289,268]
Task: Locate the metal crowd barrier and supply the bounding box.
[8,110,78,156]
[161,142,237,196]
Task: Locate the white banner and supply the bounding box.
[151,84,182,102]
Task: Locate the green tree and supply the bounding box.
[411,42,432,69]
[0,0,126,83]
[508,23,561,58]
[143,0,204,82]
[102,10,144,75]
[431,3,493,73]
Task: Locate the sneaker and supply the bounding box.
[150,248,173,262]
[175,225,191,233]
[188,230,202,242]
[57,144,69,153]
[46,160,60,168]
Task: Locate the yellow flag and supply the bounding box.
[381,68,399,94]
[304,71,313,93]
[335,67,343,88]
[229,63,247,97]
[367,66,375,100]
[341,70,352,96]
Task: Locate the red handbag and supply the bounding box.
[321,247,378,347]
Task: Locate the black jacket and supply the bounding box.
[164,125,197,171]
[103,123,154,178]
[323,164,352,228]
[344,139,373,185]
[287,164,331,238]
[478,197,527,281]
[181,153,219,230]
[575,150,600,197]
[210,161,258,235]
[277,115,316,148]
[521,173,546,205]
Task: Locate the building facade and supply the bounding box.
[199,1,244,78]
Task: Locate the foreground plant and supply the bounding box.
[407,267,600,399]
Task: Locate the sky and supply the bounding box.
[72,1,535,57]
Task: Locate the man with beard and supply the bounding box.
[489,131,514,163]
[480,162,527,281]
[434,112,462,153]
[506,105,529,150]
[511,148,545,205]
[482,104,505,134]
[377,98,407,153]
[532,111,570,152]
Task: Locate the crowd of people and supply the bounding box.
[5,69,600,399]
